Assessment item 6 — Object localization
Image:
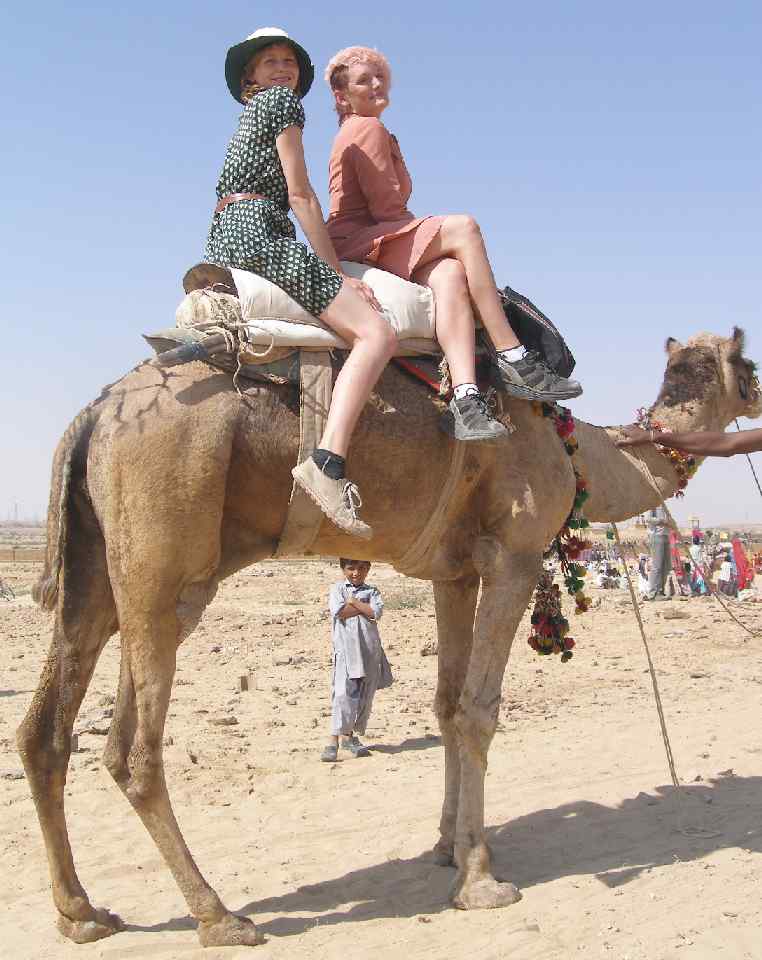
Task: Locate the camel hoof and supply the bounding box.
[431,839,455,866]
[451,876,522,911]
[197,913,262,947]
[57,907,124,943]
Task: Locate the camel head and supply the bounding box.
[653,327,761,428]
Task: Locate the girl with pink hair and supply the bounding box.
[325,46,582,441]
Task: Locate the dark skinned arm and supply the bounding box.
[616,425,762,457]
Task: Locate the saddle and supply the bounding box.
[144,262,574,391]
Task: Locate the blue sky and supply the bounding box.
[2,1,760,525]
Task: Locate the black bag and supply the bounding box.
[497,285,576,378]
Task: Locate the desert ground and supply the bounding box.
[2,537,762,960]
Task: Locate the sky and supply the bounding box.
[1,1,760,525]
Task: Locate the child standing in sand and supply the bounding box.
[321,558,391,762]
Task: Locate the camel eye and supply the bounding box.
[738,376,748,400]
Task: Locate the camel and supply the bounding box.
[17,327,760,947]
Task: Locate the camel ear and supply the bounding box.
[731,326,745,351]
[665,337,683,356]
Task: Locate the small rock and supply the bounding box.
[420,640,438,657]
[661,608,690,620]
[416,916,432,924]
[2,770,25,781]
[187,747,199,764]
[211,645,222,653]
[85,724,110,736]
[273,655,292,666]
[164,736,174,747]
[209,716,239,726]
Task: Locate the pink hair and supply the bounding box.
[324,46,392,121]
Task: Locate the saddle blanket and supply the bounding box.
[172,261,443,358]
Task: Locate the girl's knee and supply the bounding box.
[435,258,469,292]
[374,319,399,356]
[445,214,482,245]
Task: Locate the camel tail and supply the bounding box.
[33,407,95,611]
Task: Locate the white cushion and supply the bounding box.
[232,261,437,349]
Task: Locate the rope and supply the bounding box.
[610,522,680,788]
[610,521,721,838]
[735,418,762,500]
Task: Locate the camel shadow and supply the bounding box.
[369,734,441,754]
[230,773,762,938]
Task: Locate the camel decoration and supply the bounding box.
[17,327,759,947]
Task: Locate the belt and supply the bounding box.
[214,192,266,215]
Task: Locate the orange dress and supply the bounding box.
[326,115,444,281]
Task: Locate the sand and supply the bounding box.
[2,558,762,960]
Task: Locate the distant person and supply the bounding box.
[617,425,762,457]
[321,558,392,762]
[643,507,673,601]
[636,555,650,595]
[689,535,705,567]
[718,556,737,597]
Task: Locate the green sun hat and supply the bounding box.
[224,27,315,103]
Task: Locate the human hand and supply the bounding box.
[342,275,382,312]
[616,425,655,448]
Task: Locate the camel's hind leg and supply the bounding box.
[102,595,260,948]
[16,509,122,943]
[432,575,479,866]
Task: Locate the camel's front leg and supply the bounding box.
[450,539,542,910]
[432,575,479,866]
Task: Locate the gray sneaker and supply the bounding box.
[341,736,370,758]
[490,348,583,402]
[439,393,509,442]
[291,458,372,540]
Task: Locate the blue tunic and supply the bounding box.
[328,580,385,736]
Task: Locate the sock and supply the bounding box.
[498,345,527,363]
[312,447,346,480]
[453,382,479,400]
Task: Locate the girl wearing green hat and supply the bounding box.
[206,28,397,540]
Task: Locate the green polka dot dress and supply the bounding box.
[205,85,343,318]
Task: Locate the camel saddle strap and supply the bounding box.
[275,351,333,557]
[214,193,266,215]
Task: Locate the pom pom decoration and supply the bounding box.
[634,408,697,497]
[528,403,593,661]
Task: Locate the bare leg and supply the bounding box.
[316,282,398,456]
[432,575,479,865]
[450,538,542,910]
[413,258,477,387]
[17,514,121,943]
[417,216,520,351]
